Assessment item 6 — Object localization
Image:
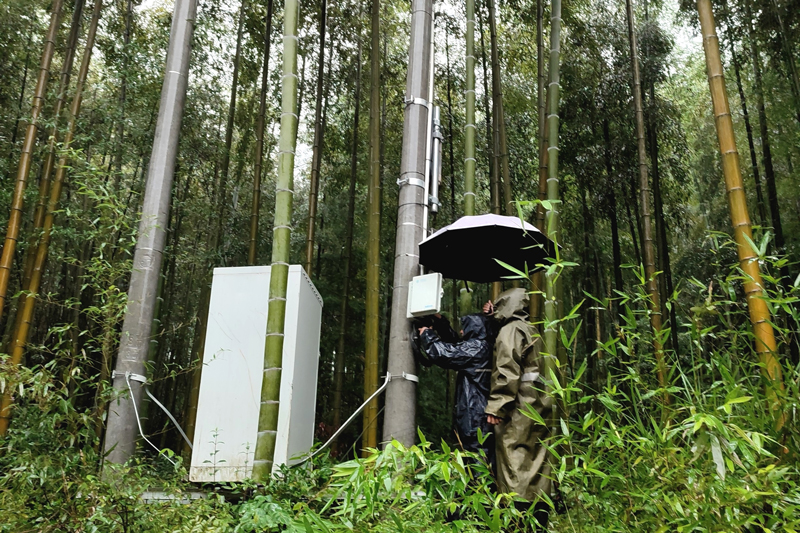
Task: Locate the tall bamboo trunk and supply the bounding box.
[182,126,224,456]
[361,0,382,452]
[253,0,300,478]
[581,189,596,388]
[383,0,433,446]
[11,0,86,347]
[211,0,246,265]
[696,0,784,416]
[219,0,246,223]
[477,5,496,215]
[745,3,786,265]
[648,111,678,353]
[103,0,197,464]
[181,281,211,456]
[769,0,800,128]
[479,1,501,301]
[113,0,133,185]
[644,60,678,353]
[151,172,190,445]
[531,0,547,322]
[723,22,766,224]
[744,2,797,363]
[334,41,361,443]
[603,120,624,299]
[33,0,85,238]
[249,0,274,265]
[625,0,668,396]
[0,0,103,436]
[487,0,513,216]
[460,0,476,316]
[444,31,458,428]
[0,0,65,325]
[304,0,328,276]
[464,0,476,218]
[4,25,33,184]
[542,0,562,412]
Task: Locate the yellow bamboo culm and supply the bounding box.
[626,0,669,402]
[696,0,785,416]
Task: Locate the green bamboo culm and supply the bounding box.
[543,0,562,384]
[464,0,476,217]
[460,0,476,317]
[252,0,300,480]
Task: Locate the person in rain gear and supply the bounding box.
[418,314,494,462]
[485,288,552,531]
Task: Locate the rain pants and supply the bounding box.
[485,288,552,502]
[420,314,494,456]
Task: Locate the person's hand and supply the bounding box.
[418,326,430,334]
[487,414,502,425]
[483,301,494,315]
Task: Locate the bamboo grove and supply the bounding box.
[0,0,798,468]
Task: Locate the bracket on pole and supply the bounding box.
[404,95,431,108]
[397,176,426,188]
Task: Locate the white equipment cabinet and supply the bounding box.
[189,265,322,482]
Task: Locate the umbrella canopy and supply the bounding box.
[419,214,556,283]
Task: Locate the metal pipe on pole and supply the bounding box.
[103,0,197,465]
[430,106,442,216]
[420,13,436,245]
[383,0,434,446]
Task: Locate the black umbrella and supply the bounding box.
[418,214,556,283]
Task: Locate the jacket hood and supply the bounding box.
[460,314,489,341]
[493,288,529,322]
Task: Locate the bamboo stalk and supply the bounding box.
[477,4,495,216]
[464,0,476,218]
[219,0,246,216]
[696,0,784,414]
[531,0,547,322]
[334,38,361,446]
[460,0,476,316]
[253,0,300,478]
[720,9,766,226]
[542,0,561,384]
[0,0,65,325]
[304,0,328,275]
[10,0,86,353]
[31,0,85,242]
[487,0,513,216]
[361,0,382,452]
[625,0,668,397]
[112,0,133,184]
[249,0,274,265]
[744,2,785,265]
[0,0,103,436]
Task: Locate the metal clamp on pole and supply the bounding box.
[397,175,426,188]
[404,95,431,108]
[388,371,419,383]
[111,370,194,457]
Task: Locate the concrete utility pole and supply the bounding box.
[104,0,197,464]
[383,0,434,446]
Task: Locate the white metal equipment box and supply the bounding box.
[406,272,443,318]
[189,265,323,482]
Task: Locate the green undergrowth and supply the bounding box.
[1,235,800,532]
